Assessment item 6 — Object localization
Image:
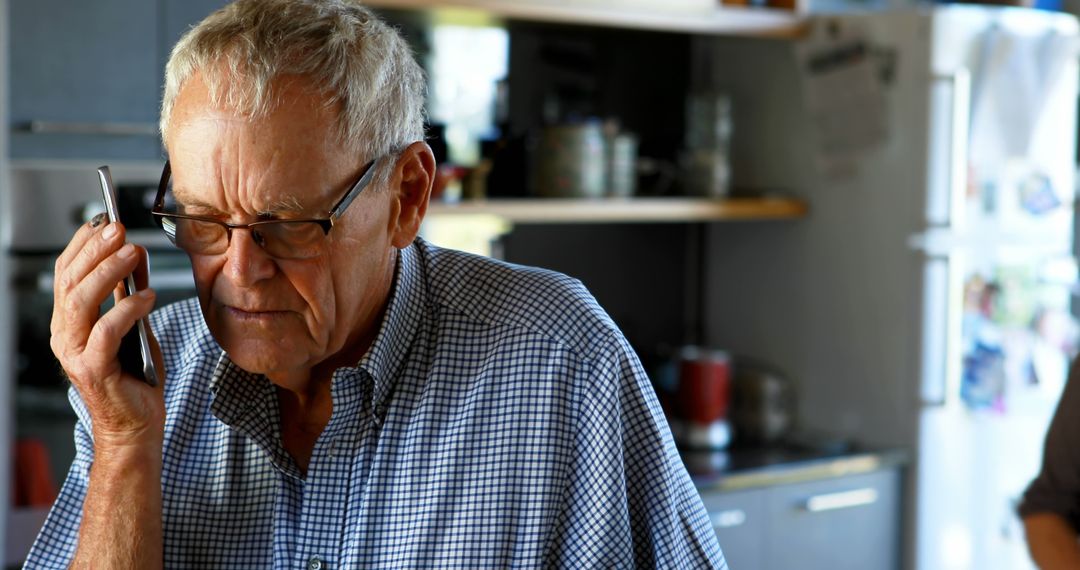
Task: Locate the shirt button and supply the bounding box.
[307,557,324,570]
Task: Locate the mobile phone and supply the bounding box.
[97,166,160,386]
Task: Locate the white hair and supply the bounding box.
[160,0,427,185]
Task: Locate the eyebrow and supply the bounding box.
[171,186,310,218]
[262,195,306,216]
[170,186,225,215]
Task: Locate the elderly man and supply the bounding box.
[27,0,725,567]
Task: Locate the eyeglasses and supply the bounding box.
[151,159,378,260]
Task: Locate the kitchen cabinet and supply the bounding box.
[701,488,768,569]
[160,0,230,72]
[701,469,902,570]
[9,0,161,159]
[8,0,230,161]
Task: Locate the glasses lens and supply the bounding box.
[155,166,331,259]
[258,221,326,259]
[167,216,228,255]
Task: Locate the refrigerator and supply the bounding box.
[699,6,1080,570]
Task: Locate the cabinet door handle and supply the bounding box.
[709,509,747,529]
[15,120,158,136]
[803,487,878,513]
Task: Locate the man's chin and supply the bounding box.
[212,329,309,375]
[223,347,304,377]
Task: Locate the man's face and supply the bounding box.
[164,74,399,379]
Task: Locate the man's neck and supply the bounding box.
[276,381,333,475]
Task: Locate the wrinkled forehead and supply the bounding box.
[163,75,355,216]
[167,70,341,138]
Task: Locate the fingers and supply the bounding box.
[53,240,142,360]
[58,220,128,301]
[54,213,106,273]
[67,242,140,319]
[84,288,157,373]
[52,216,108,334]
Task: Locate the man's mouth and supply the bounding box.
[225,306,290,321]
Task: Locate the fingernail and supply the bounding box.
[137,288,155,299]
[90,213,106,228]
[118,243,136,258]
[102,223,119,239]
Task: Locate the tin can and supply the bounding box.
[676,347,733,450]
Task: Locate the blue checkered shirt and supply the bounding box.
[27,238,726,568]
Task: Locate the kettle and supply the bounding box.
[732,362,794,445]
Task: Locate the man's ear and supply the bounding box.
[388,141,435,249]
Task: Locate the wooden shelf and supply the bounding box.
[365,0,803,37]
[426,196,807,223]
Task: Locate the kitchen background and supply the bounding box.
[2,0,1079,569]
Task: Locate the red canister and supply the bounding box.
[678,348,732,424]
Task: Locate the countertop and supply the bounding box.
[685,443,910,494]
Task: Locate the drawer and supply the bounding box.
[700,488,767,569]
[765,471,901,570]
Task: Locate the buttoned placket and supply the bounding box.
[291,369,372,570]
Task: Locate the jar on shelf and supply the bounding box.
[683,91,733,198]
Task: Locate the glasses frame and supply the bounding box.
[150,158,379,256]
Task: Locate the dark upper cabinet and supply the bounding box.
[9,0,162,159]
[160,0,229,72]
[8,0,233,161]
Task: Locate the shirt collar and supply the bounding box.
[208,352,300,476]
[207,240,425,427]
[356,240,425,413]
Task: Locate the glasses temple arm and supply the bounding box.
[154,161,173,209]
[328,158,378,220]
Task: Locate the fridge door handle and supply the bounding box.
[920,252,963,408]
[928,69,971,231]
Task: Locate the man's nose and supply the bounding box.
[222,227,277,286]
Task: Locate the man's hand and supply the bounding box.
[50,215,165,447]
[49,215,165,568]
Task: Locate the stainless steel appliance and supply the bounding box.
[2,160,198,565]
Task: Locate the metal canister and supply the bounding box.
[532,122,606,198]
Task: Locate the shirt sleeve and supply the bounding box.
[1018,357,1080,529]
[544,334,728,569]
[22,387,94,569]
